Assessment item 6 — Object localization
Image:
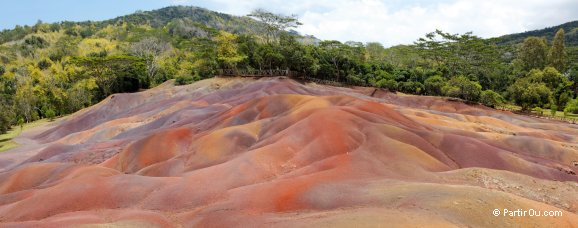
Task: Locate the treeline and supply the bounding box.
[1,6,578,133]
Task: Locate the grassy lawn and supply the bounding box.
[496,104,578,122]
[496,104,522,111]
[531,108,578,117]
[529,108,578,122]
[0,119,50,153]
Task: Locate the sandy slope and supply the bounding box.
[0,77,577,227]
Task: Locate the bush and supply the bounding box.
[480,90,503,108]
[175,75,195,85]
[550,104,557,116]
[533,107,543,115]
[345,73,365,86]
[564,99,578,114]
[556,91,572,110]
[24,36,49,49]
[508,78,552,111]
[399,81,424,95]
[37,59,52,70]
[376,79,398,92]
[424,75,447,96]
[443,75,482,102]
[442,84,460,98]
[43,107,57,120]
[0,101,14,134]
[542,67,566,89]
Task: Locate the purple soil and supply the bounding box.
[0,77,577,227]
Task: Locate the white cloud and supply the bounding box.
[181,0,578,46]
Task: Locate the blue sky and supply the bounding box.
[2,0,577,46]
[0,0,180,29]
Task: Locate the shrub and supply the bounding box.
[556,91,572,110]
[0,104,14,134]
[542,67,566,89]
[444,76,482,102]
[564,99,578,114]
[175,75,195,85]
[533,107,543,115]
[44,108,56,120]
[37,59,52,70]
[441,77,480,102]
[480,90,504,108]
[508,78,552,111]
[550,104,557,116]
[399,81,424,95]
[376,79,398,92]
[424,75,447,96]
[24,36,49,49]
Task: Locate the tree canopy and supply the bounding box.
[248,9,302,44]
[548,29,568,72]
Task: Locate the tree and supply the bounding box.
[14,80,38,123]
[548,29,568,73]
[399,81,424,95]
[130,37,172,85]
[564,99,578,114]
[0,98,14,133]
[518,37,548,71]
[366,42,386,63]
[317,40,361,82]
[60,78,95,112]
[568,64,578,94]
[443,75,482,102]
[508,77,551,111]
[72,56,146,98]
[376,78,398,92]
[415,30,501,89]
[24,36,49,49]
[534,67,573,108]
[541,67,567,89]
[424,75,447,96]
[215,31,247,69]
[167,18,210,39]
[50,35,79,62]
[248,9,302,44]
[480,90,504,108]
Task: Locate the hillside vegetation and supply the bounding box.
[497,20,578,46]
[0,5,577,133]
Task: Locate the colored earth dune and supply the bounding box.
[0,77,577,227]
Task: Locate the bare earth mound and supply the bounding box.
[0,77,577,227]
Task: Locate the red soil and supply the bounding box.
[0,77,577,227]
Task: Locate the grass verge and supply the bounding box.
[0,119,50,153]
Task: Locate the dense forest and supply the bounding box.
[0,6,577,133]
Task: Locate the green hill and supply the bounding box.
[0,6,264,44]
[496,20,578,46]
[495,20,578,64]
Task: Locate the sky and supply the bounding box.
[1,0,578,46]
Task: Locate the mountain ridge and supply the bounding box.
[496,20,578,46]
[3,5,576,46]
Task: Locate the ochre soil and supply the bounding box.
[0,77,577,227]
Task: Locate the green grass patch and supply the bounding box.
[530,108,578,122]
[0,119,50,153]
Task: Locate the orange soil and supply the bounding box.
[0,77,577,227]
